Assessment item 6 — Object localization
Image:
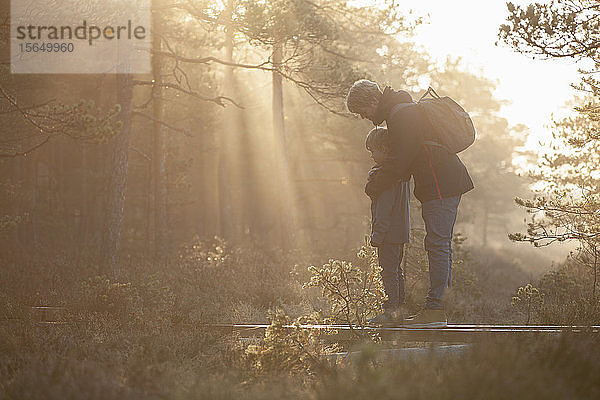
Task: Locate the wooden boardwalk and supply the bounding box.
[8,307,600,343]
[207,323,600,342]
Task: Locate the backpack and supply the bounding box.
[390,87,476,153]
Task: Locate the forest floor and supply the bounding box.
[1,239,599,399]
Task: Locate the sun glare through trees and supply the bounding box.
[1,1,599,399]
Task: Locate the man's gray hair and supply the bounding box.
[345,79,382,114]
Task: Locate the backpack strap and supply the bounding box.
[423,140,443,148]
[419,86,441,100]
[389,85,442,118]
[389,102,413,119]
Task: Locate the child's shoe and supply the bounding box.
[367,308,403,327]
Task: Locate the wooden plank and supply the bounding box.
[29,306,67,323]
[328,344,473,364]
[204,323,600,342]
[206,323,600,331]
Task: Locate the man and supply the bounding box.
[346,79,474,327]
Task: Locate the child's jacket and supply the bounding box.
[369,166,410,246]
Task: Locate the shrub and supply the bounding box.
[243,244,386,376]
[511,283,543,324]
[75,273,175,331]
[243,308,338,377]
[536,266,600,325]
[304,243,386,335]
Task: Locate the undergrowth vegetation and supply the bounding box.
[1,236,599,399]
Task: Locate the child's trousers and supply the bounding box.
[377,243,406,311]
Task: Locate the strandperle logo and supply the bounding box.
[15,20,147,46]
[11,0,151,74]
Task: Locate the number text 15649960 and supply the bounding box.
[19,42,74,53]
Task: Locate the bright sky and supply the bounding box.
[395,0,584,151]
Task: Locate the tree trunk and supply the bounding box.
[101,74,133,278]
[90,143,106,262]
[79,142,88,263]
[593,246,598,300]
[218,0,235,240]
[272,44,285,150]
[234,78,261,239]
[482,197,489,247]
[56,139,70,253]
[11,157,22,255]
[152,10,167,263]
[146,147,153,254]
[272,42,295,247]
[90,76,107,263]
[29,153,38,258]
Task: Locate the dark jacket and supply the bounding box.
[365,87,474,202]
[369,166,410,246]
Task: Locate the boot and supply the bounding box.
[368,308,403,327]
[402,308,447,328]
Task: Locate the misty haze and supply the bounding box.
[1,1,599,399]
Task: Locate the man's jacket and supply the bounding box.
[365,87,474,202]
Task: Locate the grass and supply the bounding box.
[1,237,599,399]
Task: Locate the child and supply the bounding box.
[366,127,410,325]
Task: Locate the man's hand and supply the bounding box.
[366,166,382,199]
[369,236,381,248]
[365,180,379,199]
[370,227,384,247]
